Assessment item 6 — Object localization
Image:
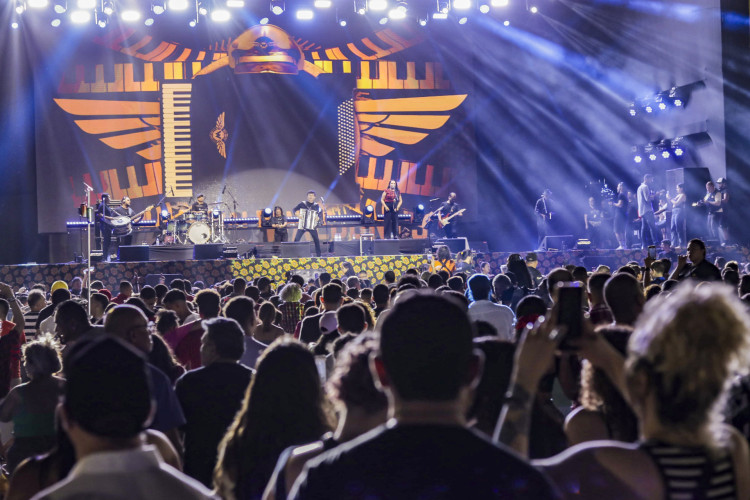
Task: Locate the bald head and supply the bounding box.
[104,305,153,354]
[604,274,644,326]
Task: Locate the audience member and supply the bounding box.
[466,274,515,340]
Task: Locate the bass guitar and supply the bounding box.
[109,205,154,237]
[438,208,466,228]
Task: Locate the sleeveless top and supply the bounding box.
[640,440,737,500]
[13,390,57,438]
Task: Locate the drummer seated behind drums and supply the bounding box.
[191,194,209,215]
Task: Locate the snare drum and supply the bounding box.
[188,221,211,244]
[186,212,207,223]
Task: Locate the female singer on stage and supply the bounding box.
[381,180,402,240]
[271,206,288,242]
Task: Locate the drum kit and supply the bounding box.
[161,203,227,245]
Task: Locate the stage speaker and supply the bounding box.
[118,245,150,262]
[144,274,185,288]
[373,239,401,255]
[434,237,469,253]
[193,244,225,260]
[666,167,711,240]
[329,240,360,257]
[540,235,575,251]
[398,238,429,254]
[280,242,311,258]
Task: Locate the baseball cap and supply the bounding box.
[319,311,338,334]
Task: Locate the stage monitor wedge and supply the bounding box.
[539,235,575,252]
[372,239,401,256]
[118,245,150,262]
[193,244,225,260]
[280,242,312,258]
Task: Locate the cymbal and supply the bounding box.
[174,204,190,209]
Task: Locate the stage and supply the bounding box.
[5,244,746,291]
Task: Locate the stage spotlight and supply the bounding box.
[432,11,447,18]
[458,16,467,23]
[634,155,642,163]
[210,8,230,20]
[168,0,189,10]
[479,3,489,13]
[152,0,165,13]
[227,0,244,6]
[503,19,509,25]
[11,20,19,28]
[648,153,657,161]
[144,16,154,24]
[53,0,67,13]
[437,0,449,12]
[28,0,49,9]
[658,102,667,111]
[378,16,388,23]
[491,0,508,6]
[188,17,197,25]
[362,205,375,224]
[629,108,637,117]
[51,18,61,25]
[270,0,284,13]
[645,105,653,113]
[260,16,268,23]
[76,0,94,9]
[102,0,113,13]
[661,150,670,159]
[354,0,366,13]
[413,204,426,224]
[261,208,273,227]
[388,3,406,19]
[453,0,470,9]
[674,147,684,156]
[296,8,313,18]
[161,209,170,219]
[418,16,427,25]
[314,0,331,7]
[70,9,91,22]
[369,0,387,10]
[96,11,108,26]
[529,5,537,12]
[121,9,141,21]
[198,3,207,14]
[14,3,24,14]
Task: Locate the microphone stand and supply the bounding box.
[83,182,94,316]
[225,188,239,243]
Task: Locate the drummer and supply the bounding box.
[190,193,209,215]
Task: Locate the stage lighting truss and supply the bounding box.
[631,133,711,164]
[628,81,705,117]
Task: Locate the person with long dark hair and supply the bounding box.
[213,337,332,500]
[380,180,402,240]
[271,206,288,243]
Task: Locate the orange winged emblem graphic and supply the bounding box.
[354,93,467,158]
[54,98,162,161]
[210,112,228,159]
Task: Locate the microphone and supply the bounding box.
[169,185,175,196]
[430,198,440,202]
[222,185,226,194]
[83,182,94,192]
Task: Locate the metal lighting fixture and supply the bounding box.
[388,2,406,19]
[270,0,284,14]
[296,8,313,18]
[354,0,366,14]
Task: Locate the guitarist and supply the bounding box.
[101,196,148,261]
[439,192,463,238]
[97,193,115,262]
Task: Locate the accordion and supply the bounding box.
[298,208,320,230]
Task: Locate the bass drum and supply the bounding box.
[187,221,211,244]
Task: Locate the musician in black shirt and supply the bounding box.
[535,189,552,249]
[293,191,322,257]
[271,206,288,242]
[112,196,144,248]
[191,193,209,214]
[97,193,115,262]
[439,192,462,238]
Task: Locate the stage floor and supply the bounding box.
[4,245,746,291]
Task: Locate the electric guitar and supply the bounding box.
[438,208,466,228]
[108,205,154,237]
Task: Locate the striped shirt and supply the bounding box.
[641,441,736,500]
[23,310,40,341]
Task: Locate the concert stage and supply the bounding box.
[4,245,745,292]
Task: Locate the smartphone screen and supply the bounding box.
[556,282,583,350]
[648,245,657,259]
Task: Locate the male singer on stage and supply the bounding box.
[535,189,552,250]
[191,193,209,215]
[97,193,114,262]
[439,192,462,238]
[112,196,144,247]
[293,191,323,257]
[637,174,658,248]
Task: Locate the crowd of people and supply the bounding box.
[0,236,747,498]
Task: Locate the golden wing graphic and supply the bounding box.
[210,112,228,159]
[54,98,162,161]
[354,94,468,158]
